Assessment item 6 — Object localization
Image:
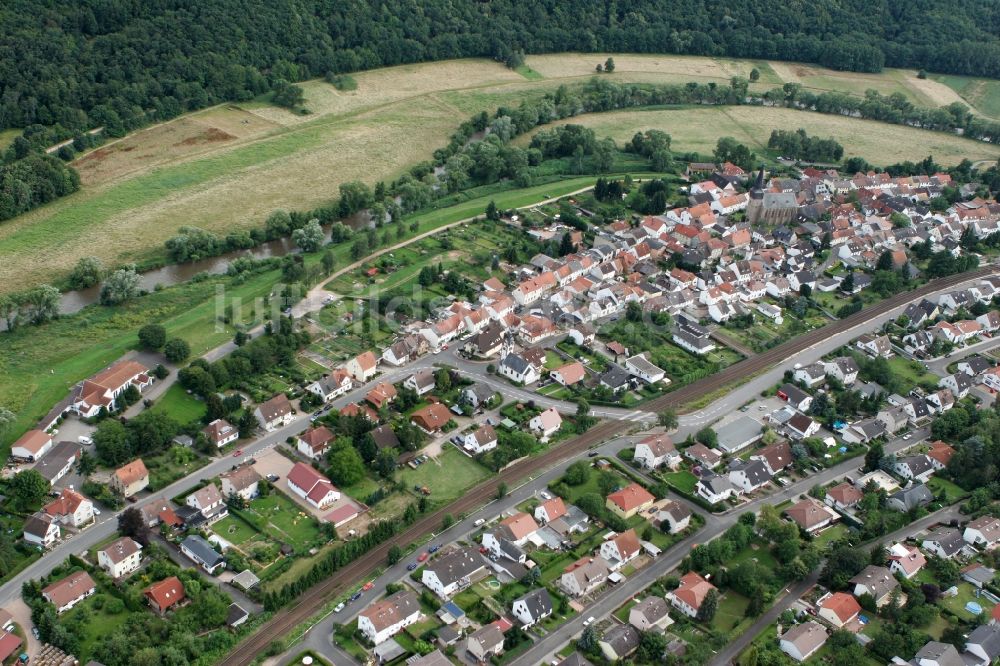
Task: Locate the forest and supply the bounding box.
[3,0,1000,142]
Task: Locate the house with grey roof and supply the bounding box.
[715,415,763,454]
[887,484,933,512]
[728,459,772,494]
[180,535,225,575]
[511,588,552,627]
[921,528,966,559]
[599,624,641,661]
[966,624,1000,664]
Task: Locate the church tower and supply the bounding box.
[746,165,765,225]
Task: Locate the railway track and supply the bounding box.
[220,266,995,666]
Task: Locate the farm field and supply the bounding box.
[515,105,1000,166]
[3,54,1000,294]
[932,74,1000,119]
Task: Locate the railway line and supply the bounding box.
[219,265,994,666]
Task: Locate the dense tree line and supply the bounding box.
[0,153,79,221]
[5,0,1000,143]
[767,129,844,162]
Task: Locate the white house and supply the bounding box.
[287,462,340,509]
[534,497,567,525]
[624,353,667,384]
[71,360,152,417]
[668,572,716,618]
[779,622,828,662]
[421,547,486,599]
[220,466,261,502]
[599,529,641,570]
[43,488,94,528]
[965,516,1000,549]
[23,513,60,548]
[497,353,539,385]
[461,425,498,454]
[824,357,859,386]
[529,407,563,438]
[305,369,353,402]
[894,455,935,483]
[254,394,293,431]
[296,426,334,460]
[345,351,379,383]
[511,588,553,627]
[729,459,772,494]
[42,571,96,613]
[357,590,421,645]
[633,434,681,470]
[404,369,436,396]
[202,419,239,448]
[887,542,926,579]
[97,537,143,579]
[560,555,611,597]
[11,429,53,462]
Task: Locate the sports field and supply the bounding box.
[2,53,1000,294]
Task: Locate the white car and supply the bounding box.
[903,434,911,440]
[540,491,552,501]
[78,435,93,445]
[333,602,345,613]
[93,508,101,516]
[583,616,595,627]
[473,518,485,527]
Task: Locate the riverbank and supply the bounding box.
[0,172,645,457]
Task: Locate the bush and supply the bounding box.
[164,338,191,363]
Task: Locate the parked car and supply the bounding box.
[540,491,552,501]
[349,591,362,602]
[267,474,279,482]
[78,435,93,445]
[333,602,345,613]
[417,552,429,562]
[583,616,595,627]
[233,449,243,457]
[406,563,417,571]
[362,581,374,591]
[473,518,485,527]
[428,544,441,553]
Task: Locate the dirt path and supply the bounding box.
[295,185,598,313]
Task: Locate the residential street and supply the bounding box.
[0,266,991,656]
[708,504,963,666]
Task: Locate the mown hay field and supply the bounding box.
[2,54,1000,294]
[515,106,1000,165]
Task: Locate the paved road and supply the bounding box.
[506,427,927,666]
[925,336,1000,376]
[709,504,962,666]
[262,271,995,665]
[0,407,321,608]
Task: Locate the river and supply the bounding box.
[47,211,373,318]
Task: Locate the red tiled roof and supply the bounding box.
[607,483,655,512]
[146,576,185,610]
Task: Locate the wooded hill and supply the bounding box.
[3,0,1000,138]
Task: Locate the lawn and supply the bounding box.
[812,523,849,550]
[730,540,779,570]
[932,74,1000,119]
[252,492,323,549]
[397,446,492,506]
[63,592,131,661]
[713,591,751,633]
[927,476,969,504]
[939,581,996,619]
[887,356,939,392]
[664,470,699,494]
[150,384,205,424]
[212,515,260,546]
[144,446,210,491]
